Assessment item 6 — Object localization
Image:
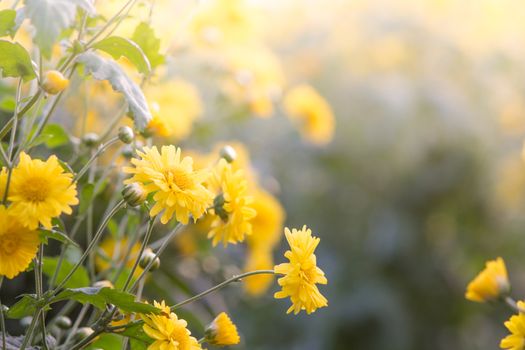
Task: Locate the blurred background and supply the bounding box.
[5,0,525,349]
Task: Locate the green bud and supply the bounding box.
[122,183,147,207]
[219,145,237,163]
[139,248,160,271]
[74,327,94,341]
[83,132,100,147]
[55,316,72,329]
[118,126,134,144]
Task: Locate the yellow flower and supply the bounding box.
[141,300,201,350]
[501,301,525,350]
[0,167,7,200]
[274,226,328,314]
[208,159,256,246]
[465,257,510,303]
[95,237,143,278]
[205,312,240,346]
[0,206,40,279]
[8,152,78,229]
[124,146,214,225]
[146,80,203,141]
[42,70,69,95]
[283,85,335,145]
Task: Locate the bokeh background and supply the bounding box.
[5,0,525,349]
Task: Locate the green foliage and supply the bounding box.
[52,287,161,314]
[93,36,151,74]
[24,0,95,57]
[121,322,152,344]
[33,123,70,148]
[132,22,165,70]
[0,40,36,81]
[42,256,90,289]
[85,333,122,350]
[77,52,152,131]
[39,228,79,247]
[0,9,17,37]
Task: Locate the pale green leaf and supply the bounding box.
[132,22,165,69]
[93,36,151,74]
[0,9,16,37]
[42,256,90,289]
[0,40,36,81]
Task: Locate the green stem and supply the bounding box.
[170,270,275,311]
[123,217,155,292]
[73,136,119,182]
[0,276,6,350]
[85,0,138,47]
[0,92,42,141]
[53,200,126,293]
[19,310,41,350]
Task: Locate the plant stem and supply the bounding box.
[0,276,6,350]
[19,310,41,350]
[170,270,275,311]
[123,217,155,291]
[73,136,120,182]
[53,200,127,293]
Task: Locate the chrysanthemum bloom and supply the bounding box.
[8,152,78,229]
[283,84,335,145]
[124,146,213,224]
[145,80,203,141]
[0,206,40,279]
[208,159,256,246]
[204,312,240,346]
[501,301,525,350]
[274,226,328,314]
[141,300,201,350]
[465,257,510,303]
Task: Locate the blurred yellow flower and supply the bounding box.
[283,84,335,145]
[0,205,40,279]
[274,226,328,315]
[208,159,256,246]
[205,312,240,346]
[188,0,257,47]
[0,167,7,200]
[465,257,510,303]
[141,300,201,350]
[96,237,143,278]
[244,247,274,296]
[146,80,203,141]
[221,46,285,118]
[124,146,213,224]
[501,301,525,350]
[8,152,78,229]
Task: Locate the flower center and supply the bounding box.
[20,177,50,202]
[298,266,316,284]
[167,168,193,191]
[0,234,18,255]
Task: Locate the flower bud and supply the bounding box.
[74,327,94,341]
[82,132,100,147]
[204,312,240,346]
[219,145,237,163]
[93,280,114,289]
[20,316,33,328]
[0,305,8,313]
[42,70,69,95]
[122,183,147,207]
[121,144,134,159]
[55,316,72,330]
[118,126,134,144]
[139,248,160,271]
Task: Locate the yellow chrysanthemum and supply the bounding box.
[501,301,525,350]
[8,152,78,229]
[244,189,284,296]
[0,206,40,279]
[0,167,7,199]
[205,312,240,346]
[95,237,143,278]
[208,159,256,246]
[465,257,510,303]
[141,300,201,350]
[274,226,328,315]
[124,146,214,225]
[283,85,335,145]
[146,80,203,141]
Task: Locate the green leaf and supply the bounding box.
[53,287,161,314]
[0,40,36,81]
[33,123,70,148]
[0,10,16,37]
[42,256,90,289]
[121,322,152,343]
[39,229,78,247]
[132,22,165,70]
[129,338,150,350]
[79,183,95,214]
[93,36,151,74]
[77,52,152,131]
[6,295,39,319]
[86,333,122,350]
[24,0,95,57]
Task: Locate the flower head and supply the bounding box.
[0,206,40,279]
[501,301,525,350]
[274,226,328,314]
[205,312,240,346]
[141,300,201,350]
[124,146,213,224]
[284,85,335,145]
[8,152,78,229]
[208,159,256,246]
[465,257,510,303]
